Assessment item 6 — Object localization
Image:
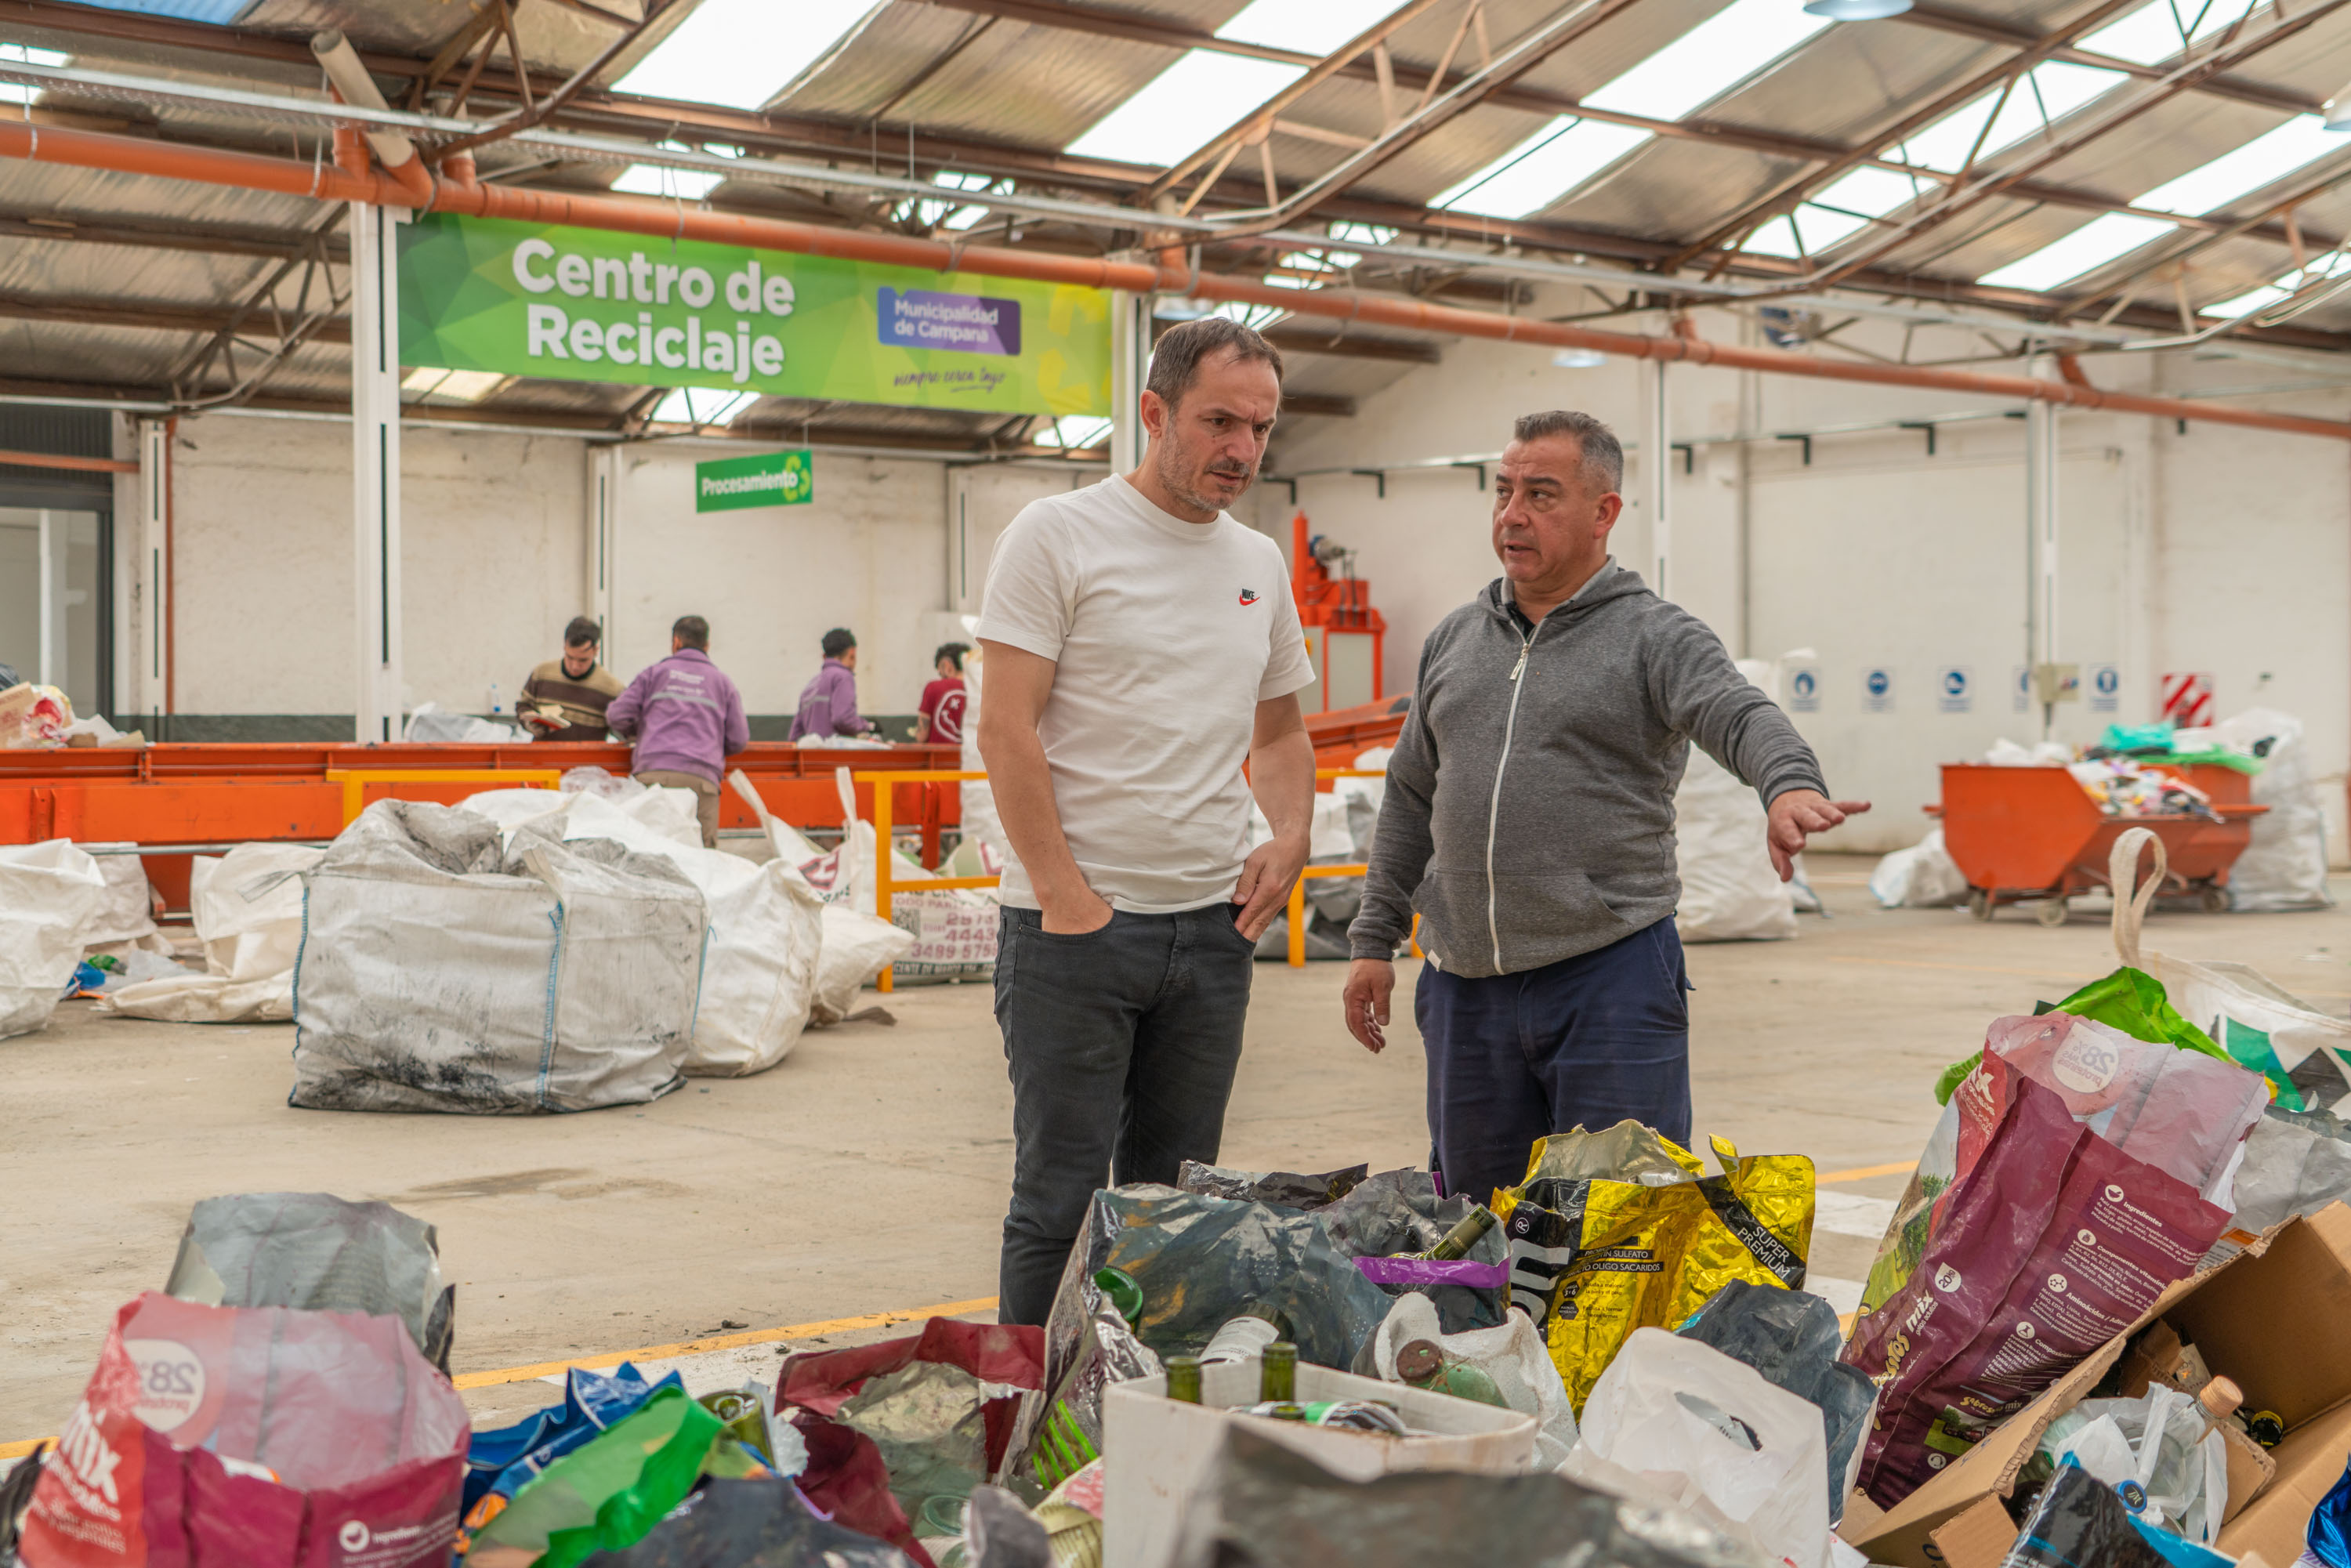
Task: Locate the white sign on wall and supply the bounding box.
[2088,663,2121,713]
[2013,666,2031,713]
[1863,667,1894,713]
[1788,666,1821,713]
[1937,666,1972,713]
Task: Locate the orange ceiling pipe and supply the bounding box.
[5,118,2347,442]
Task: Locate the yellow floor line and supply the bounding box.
[0,1295,1001,1461]
[1817,1160,1918,1185]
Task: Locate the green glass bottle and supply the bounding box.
[1394,1338,1509,1408]
[1260,1340,1298,1403]
[1165,1355,1204,1405]
[1424,1205,1498,1261]
[1094,1266,1144,1328]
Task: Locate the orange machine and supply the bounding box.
[0,740,964,911]
[1290,511,1387,715]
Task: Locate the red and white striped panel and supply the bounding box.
[2160,671,2214,729]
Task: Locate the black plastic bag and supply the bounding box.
[574,1476,916,1566]
[1175,1160,1367,1211]
[2001,1459,2169,1568]
[1171,1425,1773,1568]
[164,1191,455,1371]
[1675,1278,1876,1519]
[1318,1168,1509,1335]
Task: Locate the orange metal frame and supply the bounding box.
[857,770,999,994]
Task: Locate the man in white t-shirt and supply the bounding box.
[975,316,1318,1324]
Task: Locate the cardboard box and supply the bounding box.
[1850,1204,2351,1568]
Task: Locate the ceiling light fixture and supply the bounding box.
[1802,0,1911,19]
[2326,82,2351,130]
[1552,347,1607,368]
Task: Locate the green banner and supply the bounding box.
[697,448,811,512]
[397,213,1110,418]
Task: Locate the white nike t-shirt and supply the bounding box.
[975,473,1316,913]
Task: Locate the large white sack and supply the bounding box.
[461,788,824,1077]
[814,903,915,1023]
[459,782,701,849]
[1868,827,1970,908]
[800,766,994,986]
[76,844,165,954]
[0,839,106,1038]
[1562,1328,1836,1568]
[2176,708,2331,911]
[98,842,323,1024]
[958,644,1011,871]
[1673,658,1798,943]
[291,800,705,1114]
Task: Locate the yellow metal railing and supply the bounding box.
[855,770,998,994]
[326,768,560,826]
[1284,769,1389,968]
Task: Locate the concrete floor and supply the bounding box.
[5,854,2349,1447]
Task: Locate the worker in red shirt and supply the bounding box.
[914,642,971,744]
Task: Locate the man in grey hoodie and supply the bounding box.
[1342,409,1867,1206]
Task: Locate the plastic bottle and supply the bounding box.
[1165,1356,1203,1405]
[487,681,503,715]
[1201,1303,1294,1365]
[1394,1338,1509,1408]
[1259,1340,1298,1404]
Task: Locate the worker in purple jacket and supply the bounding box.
[788,627,877,743]
[604,614,749,848]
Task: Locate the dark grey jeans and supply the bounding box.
[994,902,1257,1325]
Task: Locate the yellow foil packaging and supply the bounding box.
[1491,1120,1816,1414]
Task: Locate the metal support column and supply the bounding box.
[589,443,620,652]
[2026,356,2060,740]
[350,201,404,744]
[1110,288,1150,475]
[1639,357,1670,597]
[138,418,168,732]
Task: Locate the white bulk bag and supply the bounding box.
[1868,827,1970,909]
[0,839,106,1038]
[102,842,324,1024]
[1673,658,1799,943]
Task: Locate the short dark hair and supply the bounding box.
[1147,316,1284,411]
[672,614,709,650]
[563,615,602,648]
[1512,410,1625,494]
[821,627,857,659]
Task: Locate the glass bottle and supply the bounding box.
[1093,1266,1143,1328]
[1260,1340,1298,1403]
[1165,1356,1204,1405]
[1394,1338,1509,1408]
[1423,1205,1498,1262]
[1201,1302,1295,1364]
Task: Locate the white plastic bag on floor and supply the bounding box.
[1370,1294,1579,1468]
[100,842,322,1024]
[799,767,994,986]
[0,839,106,1038]
[1868,827,1970,908]
[1561,1327,1835,1568]
[2177,709,2331,911]
[813,903,916,1023]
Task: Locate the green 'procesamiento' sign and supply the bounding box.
[697,448,811,512]
[396,212,1111,417]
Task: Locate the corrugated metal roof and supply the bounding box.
[5,0,2351,426]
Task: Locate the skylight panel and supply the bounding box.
[0,42,65,107]
[651,388,758,425]
[1976,211,2175,289]
[2200,281,2291,318]
[72,0,254,20]
[1215,0,1387,55]
[1896,61,2125,172]
[1034,415,1114,449]
[2077,0,2260,65]
[614,0,879,112]
[1583,0,1832,122]
[1065,53,1306,165]
[612,143,726,200]
[400,368,508,403]
[2133,114,2338,215]
[1433,117,1649,217]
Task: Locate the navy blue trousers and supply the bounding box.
[1415,917,1693,1208]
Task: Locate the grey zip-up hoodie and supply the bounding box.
[1352,561,1828,978]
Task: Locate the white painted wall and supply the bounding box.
[1268,300,2350,860]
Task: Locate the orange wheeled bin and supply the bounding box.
[1929,761,2266,925]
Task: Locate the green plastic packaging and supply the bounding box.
[1933,966,2226,1105]
[469,1385,725,1568]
